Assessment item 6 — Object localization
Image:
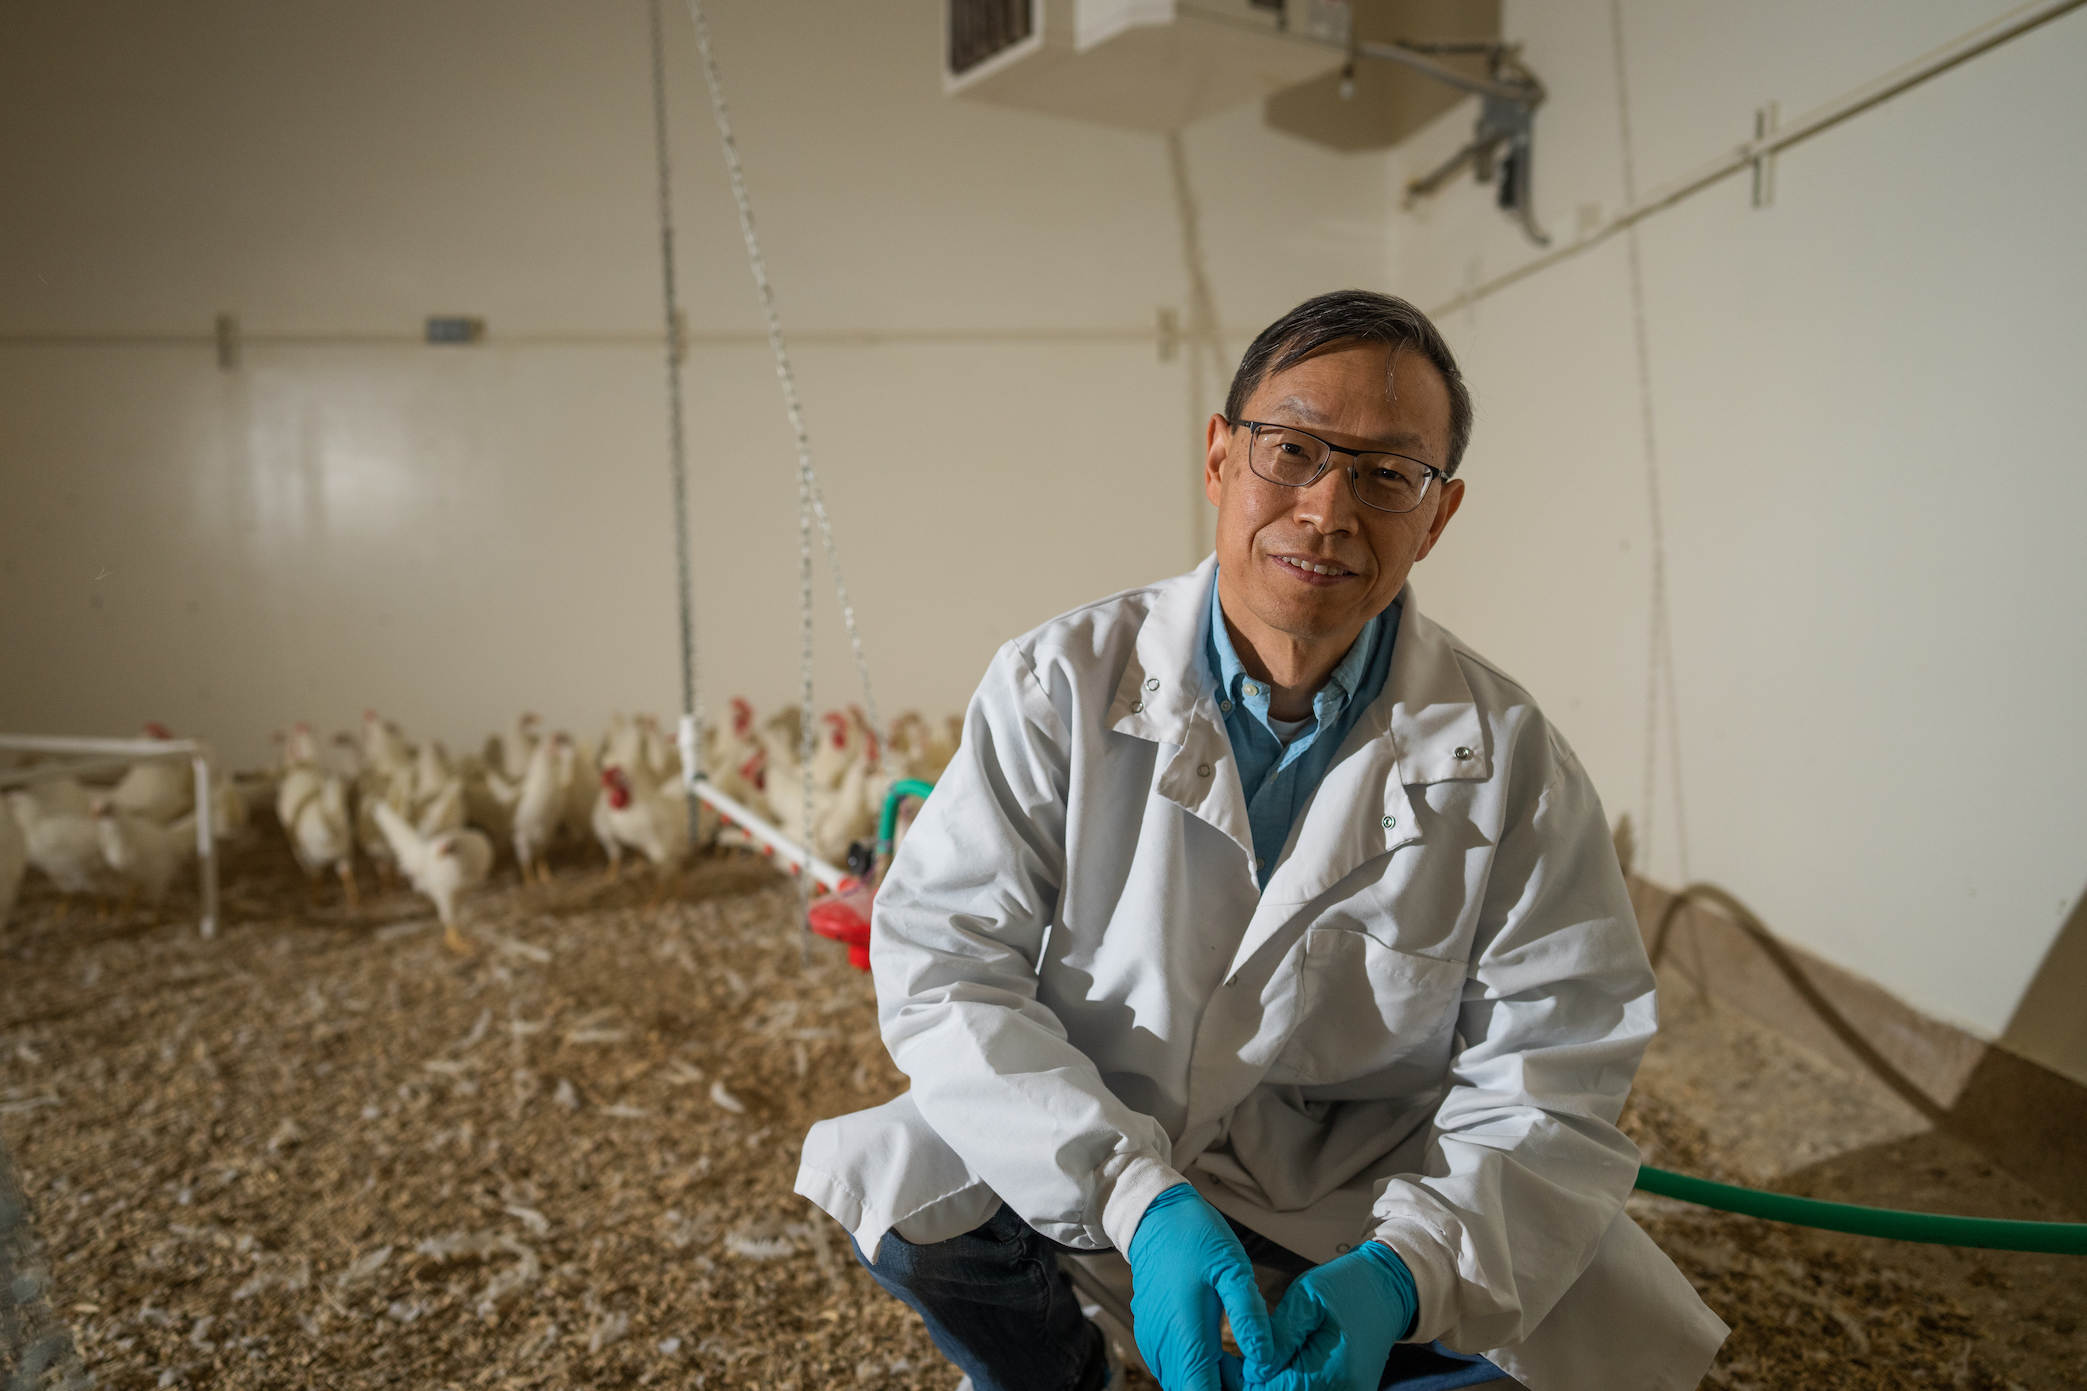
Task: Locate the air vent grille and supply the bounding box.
[949,0,1036,79]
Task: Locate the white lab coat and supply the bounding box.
[797,558,1727,1390]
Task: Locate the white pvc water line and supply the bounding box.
[685,773,848,893]
[1429,0,2087,319]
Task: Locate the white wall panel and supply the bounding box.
[0,0,1385,768]
[1388,0,2087,1036]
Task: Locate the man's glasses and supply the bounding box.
[1230,418,1444,515]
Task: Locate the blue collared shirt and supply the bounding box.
[1207,571,1400,888]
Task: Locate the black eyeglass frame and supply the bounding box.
[1226,417,1447,515]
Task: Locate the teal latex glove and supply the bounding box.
[1259,1241,1419,1391]
[1126,1184,1276,1391]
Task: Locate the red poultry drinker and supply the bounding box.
[804,779,933,972]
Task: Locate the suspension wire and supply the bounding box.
[684,0,843,940]
[1610,0,1691,886]
[1167,130,1226,567]
[647,0,704,834]
[681,0,885,763]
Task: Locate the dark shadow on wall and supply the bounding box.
[1950,880,2086,1214]
[1997,882,2087,1089]
[1630,875,2087,1215]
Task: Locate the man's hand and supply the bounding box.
[1258,1241,1418,1391]
[1126,1184,1276,1391]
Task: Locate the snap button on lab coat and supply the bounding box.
[1220,700,1234,713]
[1145,678,1160,691]
[1335,1243,1351,1253]
[1129,700,1143,713]
[1380,815,1395,829]
[1455,746,1474,759]
[1197,763,1211,777]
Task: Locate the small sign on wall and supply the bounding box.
[425,316,486,344]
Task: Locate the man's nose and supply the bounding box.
[1292,465,1359,533]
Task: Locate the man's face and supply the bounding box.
[1205,340,1465,650]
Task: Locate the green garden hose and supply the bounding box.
[1635,1165,2087,1254]
[877,779,936,852]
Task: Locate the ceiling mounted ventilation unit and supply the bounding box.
[944,0,1547,244]
[943,0,1348,132]
[1263,0,1498,151]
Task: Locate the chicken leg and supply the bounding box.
[337,860,361,910]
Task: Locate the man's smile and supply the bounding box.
[1271,552,1359,585]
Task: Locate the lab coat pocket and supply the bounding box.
[1279,926,1466,1086]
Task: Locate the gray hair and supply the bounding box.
[1223,290,1474,476]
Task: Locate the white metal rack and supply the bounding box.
[0,733,222,937]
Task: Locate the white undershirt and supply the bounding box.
[1266,714,1312,746]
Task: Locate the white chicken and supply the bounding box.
[512,732,569,883]
[761,716,877,866]
[15,776,94,819]
[600,713,644,778]
[704,698,770,816]
[484,711,540,783]
[557,734,599,850]
[343,730,409,890]
[91,798,195,917]
[462,755,519,848]
[634,713,680,786]
[0,794,27,931]
[594,764,702,903]
[371,800,491,954]
[360,709,415,785]
[7,787,116,916]
[890,711,961,784]
[208,773,253,845]
[411,740,467,837]
[109,722,194,824]
[278,723,358,907]
[808,709,858,792]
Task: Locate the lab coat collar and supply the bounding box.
[1108,560,1490,901]
[1108,556,1256,867]
[1381,586,1491,787]
[1108,560,1489,783]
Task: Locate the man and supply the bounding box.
[797,291,1727,1391]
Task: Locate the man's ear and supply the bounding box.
[1204,414,1231,508]
[1413,477,1465,562]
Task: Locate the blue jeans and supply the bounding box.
[852,1205,1507,1391]
[853,1202,1109,1391]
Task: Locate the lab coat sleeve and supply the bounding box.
[1368,731,1655,1352]
[870,640,1184,1252]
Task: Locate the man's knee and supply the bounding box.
[851,1203,1050,1301]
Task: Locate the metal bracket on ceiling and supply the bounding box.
[1364,38,1551,247]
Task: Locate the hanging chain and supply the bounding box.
[683,0,885,761]
[686,0,836,937]
[647,0,704,825]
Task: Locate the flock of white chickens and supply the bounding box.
[0,701,960,954]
